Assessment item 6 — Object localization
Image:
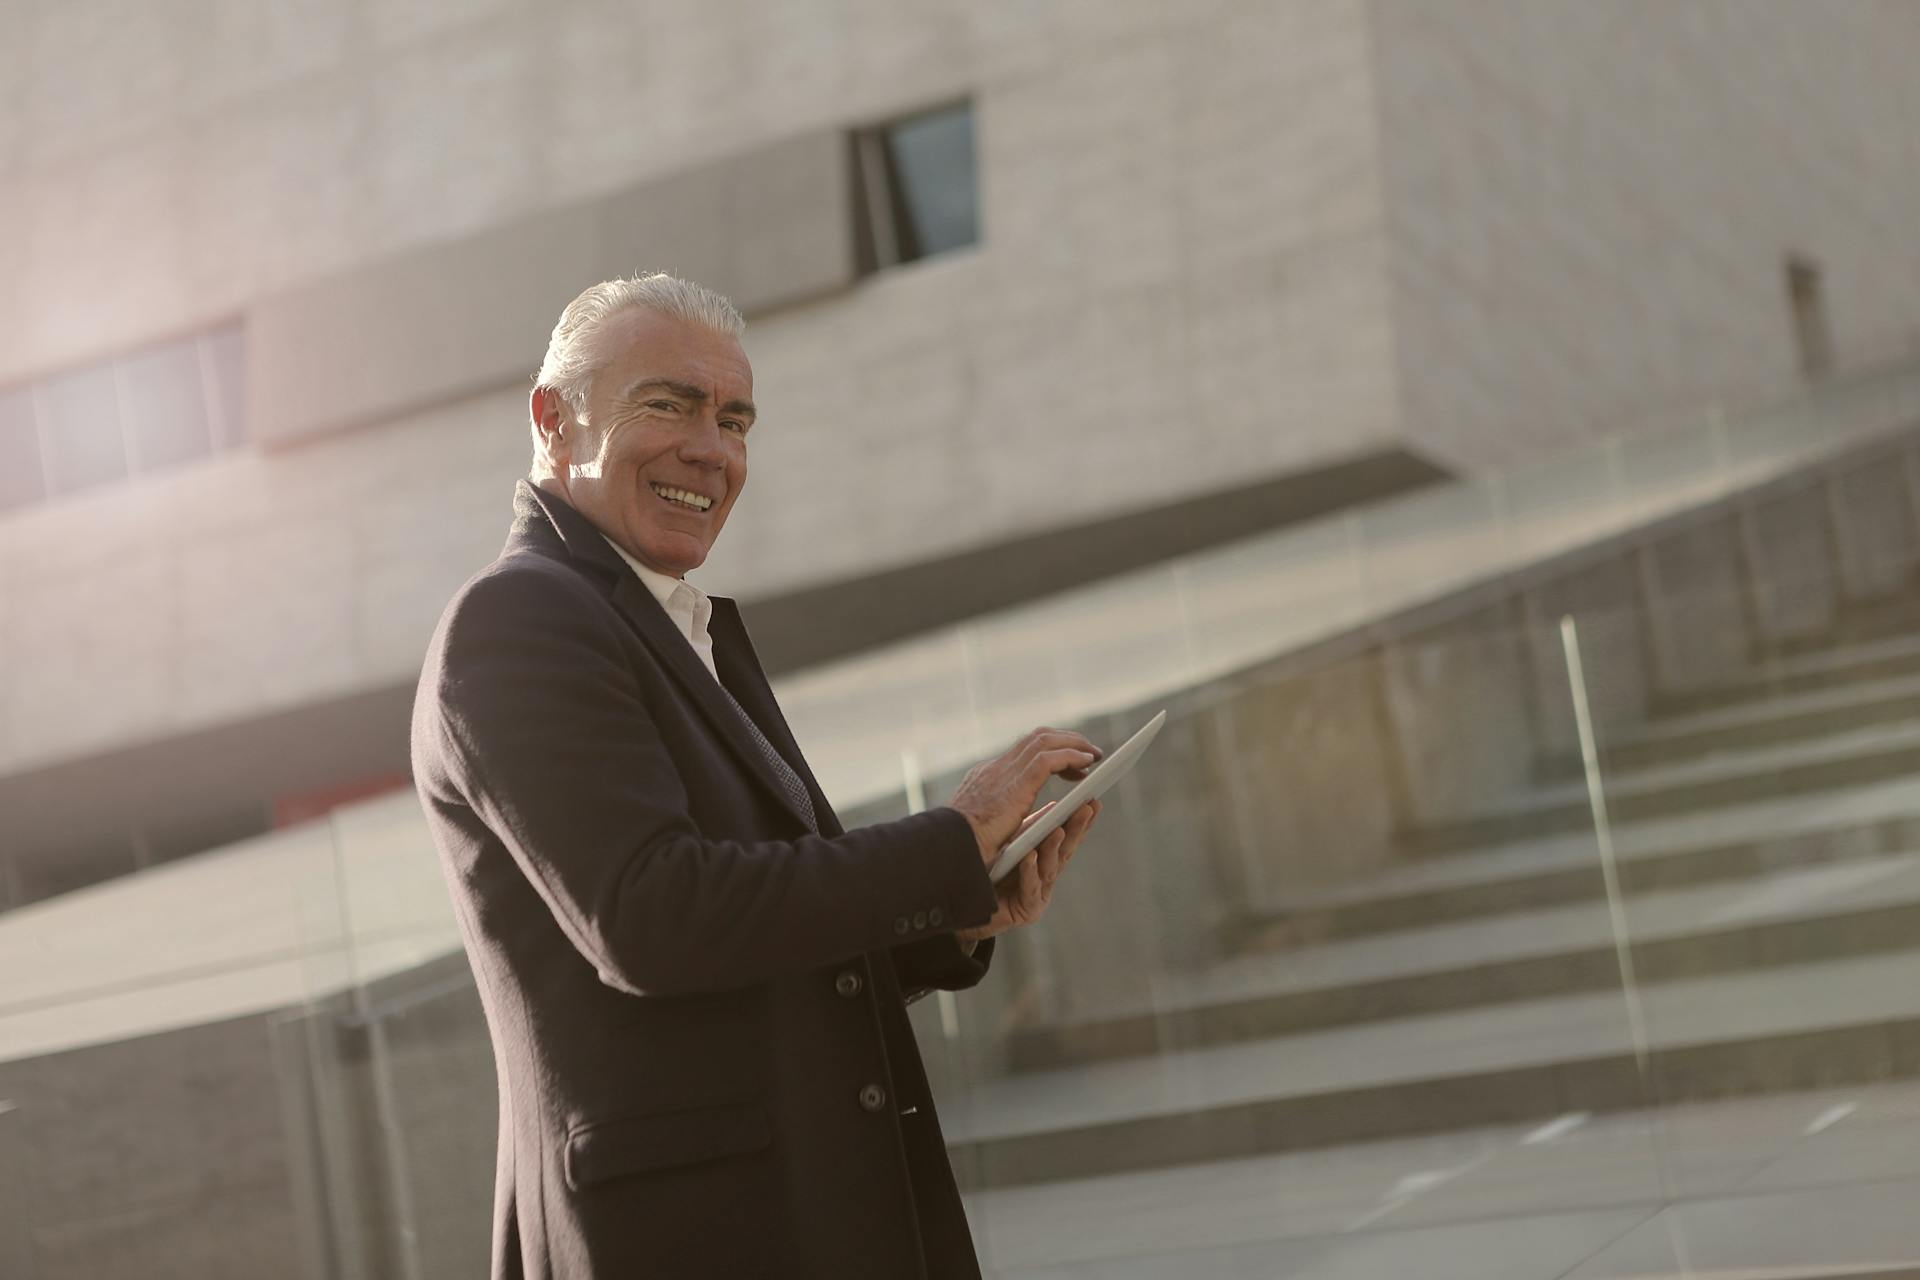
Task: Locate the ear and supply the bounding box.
[531,385,572,474]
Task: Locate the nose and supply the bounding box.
[678,412,727,468]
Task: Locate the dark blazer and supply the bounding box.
[410,481,1003,1279]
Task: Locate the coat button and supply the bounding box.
[928,907,944,927]
[893,916,910,935]
[835,970,862,997]
[858,1084,887,1113]
[912,910,928,930]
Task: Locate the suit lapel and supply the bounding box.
[511,481,821,834]
[711,598,842,837]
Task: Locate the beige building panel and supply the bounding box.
[171,515,362,727]
[1374,0,1920,470]
[245,202,606,445]
[183,80,373,315]
[6,544,176,769]
[16,138,198,384]
[18,0,185,169]
[366,21,544,253]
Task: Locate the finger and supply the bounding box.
[1036,834,1065,886]
[1015,800,1059,835]
[1056,803,1095,844]
[1060,804,1096,860]
[1028,747,1097,785]
[1019,851,1043,909]
[1016,729,1102,765]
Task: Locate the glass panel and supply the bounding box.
[1613,413,1729,519]
[37,364,126,494]
[0,819,344,1274]
[117,338,212,473]
[0,1101,31,1277]
[8,838,141,905]
[1567,570,1920,1279]
[0,386,45,514]
[1353,477,1505,607]
[885,103,978,261]
[143,803,272,865]
[934,615,1634,1274]
[1500,440,1625,556]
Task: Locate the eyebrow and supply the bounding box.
[619,376,757,423]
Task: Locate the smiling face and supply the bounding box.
[533,307,754,577]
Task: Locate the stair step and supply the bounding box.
[1260,808,1920,949]
[1652,633,1920,720]
[944,952,1920,1189]
[1537,674,1920,782]
[1013,855,1920,1072]
[963,1089,1920,1278]
[1401,723,1920,856]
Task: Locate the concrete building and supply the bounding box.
[4,0,1919,906]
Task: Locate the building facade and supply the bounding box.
[2,0,1918,904]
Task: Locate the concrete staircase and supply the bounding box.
[940,618,1920,1191]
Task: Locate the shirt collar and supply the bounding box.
[599,533,708,620]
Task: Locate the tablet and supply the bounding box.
[988,710,1167,883]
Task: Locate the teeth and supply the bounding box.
[651,484,712,511]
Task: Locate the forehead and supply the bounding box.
[593,307,752,398]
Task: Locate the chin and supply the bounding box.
[639,541,706,576]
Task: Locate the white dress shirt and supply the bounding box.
[601,534,718,681]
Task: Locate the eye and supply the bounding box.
[646,399,681,413]
[722,419,749,435]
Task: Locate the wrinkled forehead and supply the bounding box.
[594,308,753,400]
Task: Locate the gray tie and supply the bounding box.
[716,680,818,834]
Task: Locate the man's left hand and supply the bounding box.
[955,798,1101,946]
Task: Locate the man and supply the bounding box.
[411,273,1102,1278]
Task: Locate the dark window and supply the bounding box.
[0,388,45,514]
[853,101,978,273]
[1786,253,1833,379]
[119,337,212,473]
[39,365,127,494]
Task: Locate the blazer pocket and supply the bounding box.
[564,1098,772,1192]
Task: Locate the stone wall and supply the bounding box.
[1374,0,1920,470]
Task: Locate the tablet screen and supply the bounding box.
[988,710,1167,883]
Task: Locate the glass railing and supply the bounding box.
[297,563,1920,1276]
[6,358,1920,1277]
[773,354,1920,815]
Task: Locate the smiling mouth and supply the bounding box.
[650,482,714,512]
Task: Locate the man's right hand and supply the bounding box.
[946,727,1102,868]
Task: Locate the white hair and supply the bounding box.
[535,272,745,412]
